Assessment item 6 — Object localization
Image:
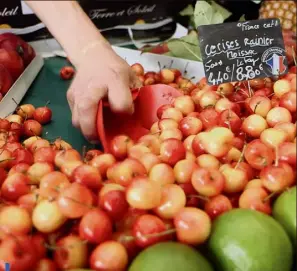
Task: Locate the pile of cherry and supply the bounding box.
[0,63,296,271]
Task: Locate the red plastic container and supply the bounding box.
[97,84,182,152]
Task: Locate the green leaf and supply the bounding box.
[167,32,202,62]
[210,1,232,21]
[163,51,175,57]
[239,14,246,22]
[179,4,194,16]
[193,0,231,28]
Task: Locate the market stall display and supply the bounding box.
[0,58,296,270]
[0,1,296,271]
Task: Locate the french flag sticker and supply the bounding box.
[265,53,286,75]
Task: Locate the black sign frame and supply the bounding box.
[198,18,288,85]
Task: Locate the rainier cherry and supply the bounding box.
[274,122,296,142]
[159,138,186,166]
[196,154,221,170]
[217,82,234,96]
[57,183,93,218]
[156,104,173,119]
[89,153,116,179]
[266,107,292,127]
[53,235,88,270]
[138,152,161,172]
[154,184,186,219]
[149,163,175,186]
[39,171,70,199]
[16,104,35,119]
[33,106,52,124]
[239,187,272,215]
[247,95,272,117]
[279,91,296,113]
[278,142,296,166]
[173,95,195,115]
[199,108,219,129]
[191,167,225,197]
[204,195,232,220]
[0,235,38,271]
[161,107,183,122]
[34,147,56,164]
[160,69,175,84]
[218,109,242,134]
[173,159,198,184]
[220,164,248,194]
[260,128,287,149]
[244,139,274,170]
[174,207,211,245]
[242,114,268,138]
[32,200,67,233]
[260,162,294,193]
[90,241,128,271]
[34,259,57,271]
[273,79,291,98]
[179,116,203,137]
[131,63,144,76]
[159,128,183,141]
[158,118,179,131]
[99,190,129,221]
[0,206,32,235]
[1,172,30,201]
[79,209,113,244]
[126,177,162,210]
[23,119,42,137]
[72,164,102,191]
[110,135,134,160]
[132,214,168,248]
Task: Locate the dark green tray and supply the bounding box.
[21,57,95,152]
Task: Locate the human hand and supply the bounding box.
[67,43,142,143]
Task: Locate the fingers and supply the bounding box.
[108,74,134,114]
[129,70,143,89]
[76,87,107,142]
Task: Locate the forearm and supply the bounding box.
[25,1,110,67]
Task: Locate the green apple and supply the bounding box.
[129,242,214,271]
[273,186,296,248]
[208,209,293,271]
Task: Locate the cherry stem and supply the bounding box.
[123,228,177,242]
[45,100,51,107]
[292,46,297,67]
[235,143,247,169]
[158,61,162,72]
[274,147,279,167]
[253,101,261,113]
[217,90,226,98]
[45,240,88,250]
[263,192,277,202]
[150,130,161,135]
[184,62,189,74]
[82,145,87,159]
[187,194,209,202]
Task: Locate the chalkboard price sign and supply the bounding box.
[198,19,288,85]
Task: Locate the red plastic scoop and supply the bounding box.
[97,84,182,152]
